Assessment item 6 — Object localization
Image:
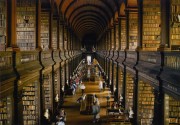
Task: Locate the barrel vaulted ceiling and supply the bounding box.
[50,0,137,42]
[59,0,119,40]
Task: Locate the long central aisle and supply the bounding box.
[62,73,111,125]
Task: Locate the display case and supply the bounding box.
[170,0,180,50]
[125,73,134,109]
[22,81,39,125]
[164,94,180,125]
[16,0,36,51]
[52,19,57,50]
[129,12,138,50]
[41,11,50,51]
[143,0,161,50]
[138,81,155,125]
[0,97,12,125]
[0,0,6,51]
[120,19,126,50]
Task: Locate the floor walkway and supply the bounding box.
[62,75,113,125]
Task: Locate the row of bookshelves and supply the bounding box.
[138,81,154,125]
[43,74,52,109]
[22,81,38,125]
[125,73,134,109]
[120,19,126,50]
[0,0,6,52]
[0,96,11,125]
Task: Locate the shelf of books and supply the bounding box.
[43,74,52,109]
[111,27,115,49]
[109,61,113,86]
[61,67,65,88]
[54,70,60,96]
[113,64,117,92]
[120,19,126,50]
[170,0,180,50]
[52,19,57,50]
[66,64,69,82]
[16,0,36,51]
[129,12,138,50]
[118,68,123,95]
[138,81,155,125]
[59,23,63,51]
[164,94,180,125]
[125,73,134,109]
[0,96,12,125]
[0,0,6,51]
[41,11,50,51]
[142,0,161,50]
[22,81,39,125]
[115,23,119,50]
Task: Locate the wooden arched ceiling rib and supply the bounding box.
[64,0,114,20]
[75,21,104,34]
[70,10,108,26]
[77,26,100,38]
[68,5,111,24]
[71,10,108,27]
[72,16,106,30]
[75,23,103,36]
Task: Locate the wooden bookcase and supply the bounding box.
[118,68,123,95]
[43,74,52,109]
[113,64,117,91]
[129,12,138,50]
[22,81,39,125]
[0,0,6,51]
[115,24,119,50]
[120,19,126,50]
[125,73,134,109]
[52,19,57,50]
[0,97,12,125]
[16,0,36,51]
[142,0,161,50]
[138,81,155,125]
[41,11,50,51]
[111,27,115,49]
[170,0,180,50]
[164,94,180,125]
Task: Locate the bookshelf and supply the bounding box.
[129,13,138,50]
[118,68,123,94]
[115,24,119,50]
[121,19,126,50]
[164,94,180,125]
[0,97,12,125]
[43,74,52,109]
[52,19,57,50]
[113,64,117,92]
[22,81,39,125]
[16,0,36,51]
[138,81,154,125]
[54,70,60,96]
[125,73,134,109]
[170,0,180,50]
[59,23,63,51]
[143,0,161,50]
[41,11,50,51]
[111,27,115,49]
[0,0,6,51]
